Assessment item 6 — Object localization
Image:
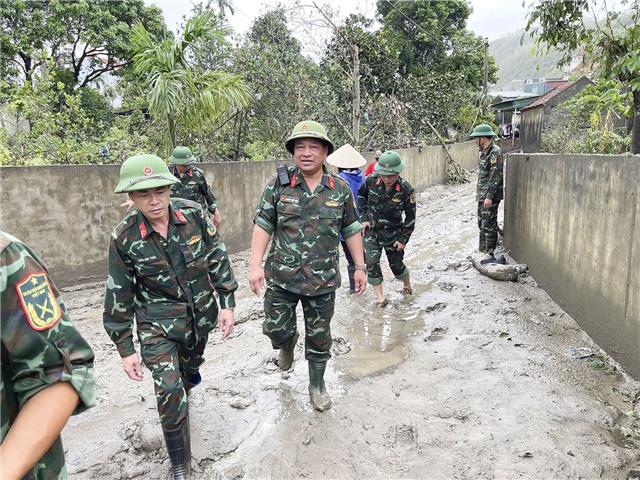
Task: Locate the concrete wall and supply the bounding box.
[0,141,477,286]
[504,153,640,378]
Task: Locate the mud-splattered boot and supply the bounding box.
[347,265,356,294]
[163,418,191,480]
[277,332,299,371]
[308,360,331,412]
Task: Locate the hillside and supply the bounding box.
[489,28,564,89]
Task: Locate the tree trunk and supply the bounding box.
[352,45,361,148]
[632,90,640,155]
[168,114,177,151]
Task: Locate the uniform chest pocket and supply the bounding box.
[134,258,171,277]
[277,202,303,227]
[319,208,341,237]
[182,241,207,272]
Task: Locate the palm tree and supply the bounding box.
[131,10,250,154]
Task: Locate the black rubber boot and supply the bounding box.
[182,372,201,396]
[347,265,356,294]
[277,332,299,371]
[163,418,191,480]
[308,360,331,412]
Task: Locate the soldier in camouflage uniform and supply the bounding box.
[470,124,504,254]
[249,120,366,412]
[358,150,416,307]
[169,146,222,228]
[103,154,237,480]
[1,231,95,479]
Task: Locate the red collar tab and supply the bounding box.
[175,210,187,223]
[376,177,382,186]
[291,173,297,187]
[328,176,335,190]
[139,222,149,239]
[396,183,400,192]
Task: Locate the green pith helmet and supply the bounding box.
[285,120,335,154]
[169,146,196,165]
[374,150,405,175]
[114,154,179,193]
[469,124,498,138]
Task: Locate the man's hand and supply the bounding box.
[393,241,406,251]
[120,199,135,212]
[483,197,493,210]
[249,266,265,296]
[218,309,235,340]
[212,208,222,228]
[122,353,144,381]
[354,270,367,296]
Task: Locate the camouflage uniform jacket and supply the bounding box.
[170,164,218,213]
[358,175,417,246]
[254,165,363,296]
[103,198,237,358]
[1,231,95,480]
[477,142,504,202]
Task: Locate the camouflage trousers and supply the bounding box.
[363,233,409,286]
[263,285,335,362]
[139,317,206,429]
[477,200,501,253]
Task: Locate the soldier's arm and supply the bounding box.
[357,180,370,223]
[485,151,504,199]
[103,239,137,358]
[200,212,237,310]
[399,187,417,245]
[200,172,218,213]
[0,382,79,479]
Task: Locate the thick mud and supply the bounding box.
[61,177,640,479]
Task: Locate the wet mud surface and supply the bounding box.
[61,177,640,479]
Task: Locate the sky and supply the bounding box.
[147,0,529,42]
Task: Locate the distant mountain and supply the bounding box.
[489,29,565,90]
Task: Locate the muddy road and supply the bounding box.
[61,177,640,479]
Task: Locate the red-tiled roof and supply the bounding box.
[522,83,572,110]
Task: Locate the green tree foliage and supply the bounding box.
[130,9,251,154]
[526,0,640,153]
[0,0,166,87]
[374,0,497,141]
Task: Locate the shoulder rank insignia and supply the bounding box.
[16,271,62,331]
[175,210,187,223]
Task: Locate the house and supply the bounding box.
[520,76,594,153]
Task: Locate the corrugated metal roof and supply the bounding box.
[522,83,571,110]
[490,96,540,112]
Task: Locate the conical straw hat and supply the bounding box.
[326,144,367,169]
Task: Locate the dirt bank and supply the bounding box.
[61,177,640,479]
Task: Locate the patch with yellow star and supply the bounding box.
[15,271,62,331]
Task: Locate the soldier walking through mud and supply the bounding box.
[103,154,237,479]
[1,231,96,479]
[326,143,367,294]
[470,124,504,254]
[358,150,416,307]
[249,120,366,412]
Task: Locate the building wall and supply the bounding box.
[504,153,640,379]
[0,141,477,287]
[521,107,544,153]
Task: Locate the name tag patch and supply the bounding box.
[280,195,299,204]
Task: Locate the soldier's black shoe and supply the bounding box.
[183,372,201,395]
[277,332,299,371]
[163,418,191,480]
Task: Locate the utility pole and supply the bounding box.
[482,37,488,115]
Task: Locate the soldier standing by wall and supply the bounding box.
[470,124,504,254]
[1,231,95,479]
[103,154,237,480]
[249,120,366,412]
[168,146,222,228]
[358,150,416,307]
